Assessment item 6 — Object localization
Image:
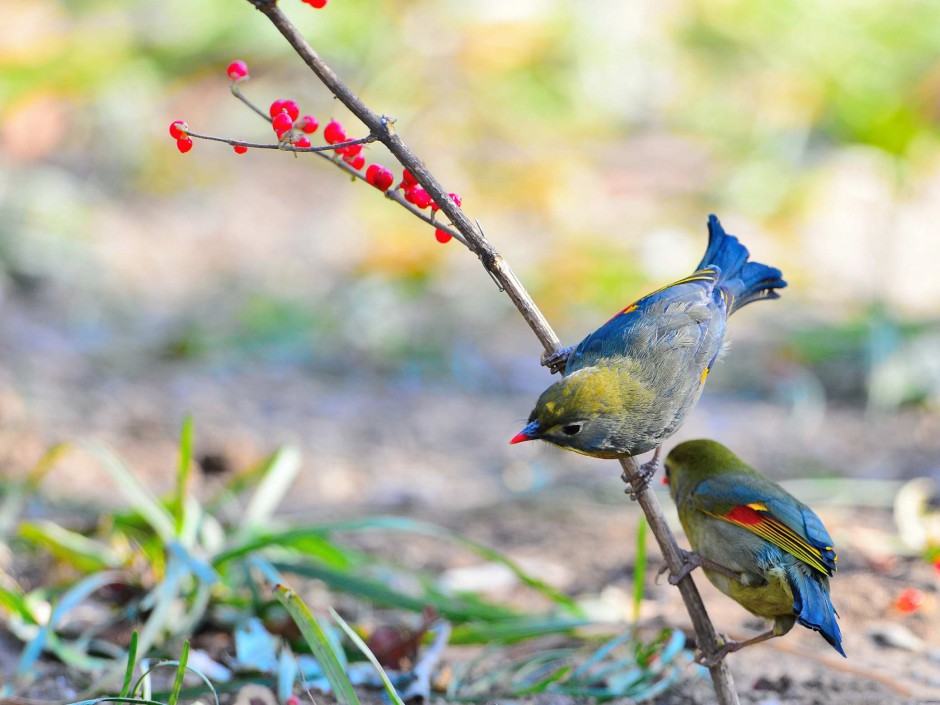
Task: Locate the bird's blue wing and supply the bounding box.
[565,269,724,373]
[692,474,838,576]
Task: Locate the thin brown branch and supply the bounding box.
[243,3,741,703]
[184,129,375,153]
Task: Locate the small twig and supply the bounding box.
[184,129,375,153]
[240,4,740,703]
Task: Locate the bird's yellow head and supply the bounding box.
[664,439,752,499]
[510,367,644,458]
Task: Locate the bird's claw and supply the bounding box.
[695,639,739,668]
[540,346,575,374]
[621,447,661,500]
[668,549,703,585]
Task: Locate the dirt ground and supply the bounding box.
[1,280,939,705]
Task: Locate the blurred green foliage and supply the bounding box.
[2,0,940,392]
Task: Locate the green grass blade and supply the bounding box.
[240,447,301,533]
[272,560,518,623]
[632,518,648,624]
[329,607,405,705]
[0,443,69,538]
[119,631,139,697]
[18,520,123,572]
[83,441,175,544]
[450,616,590,645]
[0,570,37,624]
[174,416,194,536]
[274,584,360,705]
[167,641,189,705]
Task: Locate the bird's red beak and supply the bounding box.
[510,421,540,445]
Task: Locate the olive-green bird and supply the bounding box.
[665,439,845,661]
[510,216,786,479]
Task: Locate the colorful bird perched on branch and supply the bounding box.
[510,215,786,490]
[664,439,845,662]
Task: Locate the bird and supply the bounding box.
[510,215,786,491]
[664,439,845,663]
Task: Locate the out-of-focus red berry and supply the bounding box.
[366,164,394,191]
[347,154,365,170]
[304,0,328,7]
[272,112,294,136]
[233,144,248,154]
[449,192,462,207]
[895,588,926,613]
[286,697,300,705]
[435,229,452,244]
[324,120,346,144]
[299,115,319,133]
[169,120,187,139]
[343,143,362,158]
[411,188,432,209]
[281,100,300,121]
[227,60,249,82]
[294,135,312,149]
[176,136,193,153]
[402,169,418,188]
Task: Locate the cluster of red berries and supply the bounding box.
[169,121,192,153]
[171,58,466,244]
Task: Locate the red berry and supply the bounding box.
[343,143,362,158]
[411,187,432,209]
[272,112,294,136]
[226,60,249,82]
[347,154,365,170]
[435,229,452,244]
[169,120,187,139]
[233,144,248,154]
[176,136,193,153]
[402,169,418,188]
[895,588,926,613]
[269,100,286,118]
[324,120,346,144]
[449,192,462,207]
[299,115,319,133]
[286,697,300,705]
[281,100,300,121]
[366,164,394,191]
[294,135,311,149]
[403,187,417,204]
[305,0,328,7]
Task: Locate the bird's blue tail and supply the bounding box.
[787,566,846,657]
[697,214,787,314]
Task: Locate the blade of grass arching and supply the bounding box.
[214,529,355,569]
[450,616,591,645]
[0,443,69,539]
[119,631,139,697]
[83,441,176,544]
[173,416,194,537]
[272,560,518,623]
[204,450,282,514]
[0,570,37,624]
[632,518,648,624]
[17,570,123,679]
[570,629,633,680]
[67,698,169,705]
[239,446,301,534]
[134,658,221,705]
[274,584,360,705]
[167,641,190,705]
[19,520,124,572]
[329,607,405,705]
[305,517,581,615]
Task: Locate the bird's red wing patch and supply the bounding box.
[710,503,833,576]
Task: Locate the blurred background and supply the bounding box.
[2,0,940,514]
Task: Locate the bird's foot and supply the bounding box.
[621,447,661,500]
[540,346,575,374]
[663,549,704,585]
[695,639,740,668]
[658,550,740,585]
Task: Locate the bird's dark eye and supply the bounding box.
[562,423,582,436]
